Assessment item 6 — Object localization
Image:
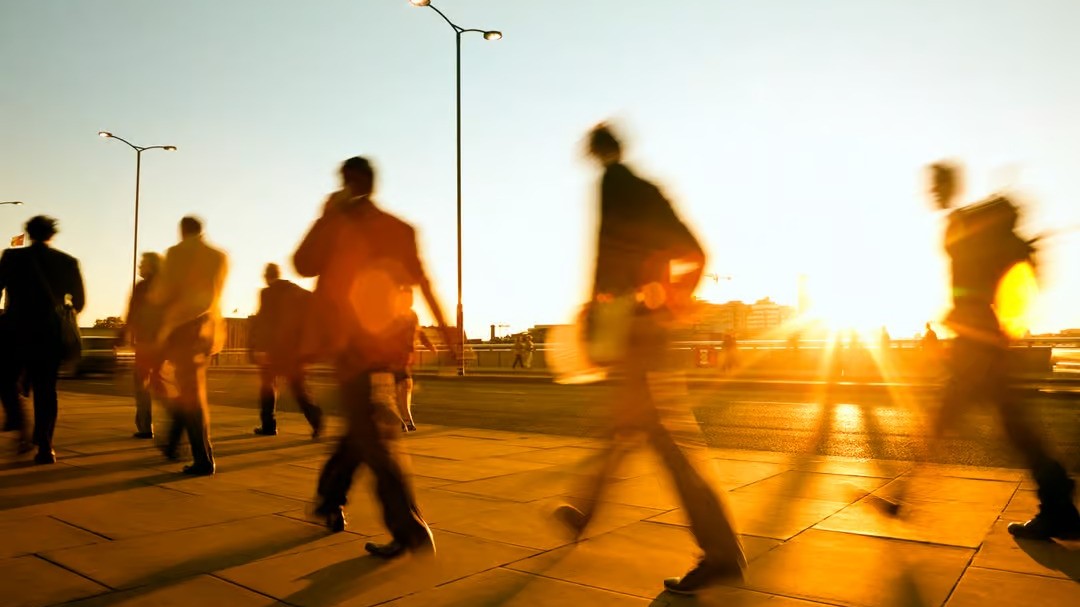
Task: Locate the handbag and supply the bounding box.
[30,252,82,362]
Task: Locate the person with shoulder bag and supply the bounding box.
[0,216,85,464]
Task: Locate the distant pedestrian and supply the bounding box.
[151,216,228,476]
[296,156,458,558]
[125,252,164,440]
[250,263,323,438]
[389,289,435,433]
[721,332,738,373]
[554,124,745,595]
[511,335,526,369]
[522,334,535,369]
[0,216,85,463]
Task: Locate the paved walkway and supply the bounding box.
[1,392,1078,606]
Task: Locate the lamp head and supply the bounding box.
[409,0,431,6]
[484,30,502,40]
[164,145,177,151]
[98,131,113,138]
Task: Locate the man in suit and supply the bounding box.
[151,216,228,476]
[0,216,85,464]
[250,263,323,437]
[295,156,457,558]
[554,125,744,594]
[125,252,164,439]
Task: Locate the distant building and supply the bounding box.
[693,300,750,338]
[746,297,796,337]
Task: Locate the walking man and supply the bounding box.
[125,252,164,439]
[908,162,1080,539]
[0,216,85,463]
[250,263,323,438]
[152,216,228,476]
[555,125,745,594]
[295,156,457,557]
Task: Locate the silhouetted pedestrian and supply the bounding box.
[555,124,745,595]
[389,289,434,433]
[511,335,526,369]
[125,252,164,439]
[0,216,85,463]
[250,263,323,438]
[151,216,228,476]
[296,156,457,558]
[896,162,1080,539]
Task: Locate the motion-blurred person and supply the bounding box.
[522,333,535,369]
[125,252,164,439]
[152,216,228,476]
[0,216,85,463]
[250,263,323,438]
[511,335,526,369]
[898,162,1079,539]
[389,289,435,433]
[295,156,457,558]
[554,124,745,594]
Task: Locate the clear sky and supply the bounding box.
[3,0,1080,338]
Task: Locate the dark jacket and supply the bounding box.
[0,242,85,358]
[592,163,703,300]
[251,278,312,368]
[125,277,162,347]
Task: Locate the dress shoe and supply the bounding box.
[181,463,215,476]
[1008,510,1080,541]
[161,445,181,461]
[554,504,589,539]
[132,432,154,439]
[16,439,34,455]
[313,504,347,532]
[34,449,57,465]
[663,559,743,595]
[253,427,278,436]
[364,540,407,559]
[404,421,417,433]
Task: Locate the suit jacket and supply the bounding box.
[0,242,85,357]
[150,235,229,354]
[294,195,428,372]
[125,276,163,347]
[251,279,311,368]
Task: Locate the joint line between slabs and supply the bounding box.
[207,572,303,607]
[49,515,114,541]
[33,553,114,591]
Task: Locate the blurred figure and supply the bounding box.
[522,333,535,369]
[920,322,939,352]
[151,216,228,476]
[125,252,164,439]
[0,216,84,463]
[555,124,745,594]
[250,263,323,438]
[389,289,434,433]
[511,335,526,369]
[721,332,739,373]
[900,162,1080,539]
[295,156,457,558]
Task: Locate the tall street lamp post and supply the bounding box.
[407,0,501,376]
[98,131,176,296]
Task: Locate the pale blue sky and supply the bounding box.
[3,0,1080,337]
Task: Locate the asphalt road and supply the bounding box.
[60,369,1080,469]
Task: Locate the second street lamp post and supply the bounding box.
[408,0,501,376]
[98,131,176,296]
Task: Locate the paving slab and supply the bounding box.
[710,458,789,490]
[400,435,542,460]
[815,495,1002,549]
[734,470,890,502]
[436,467,575,503]
[41,514,330,589]
[407,453,554,482]
[508,521,779,599]
[433,496,663,550]
[742,529,973,607]
[651,492,848,541]
[56,574,288,606]
[218,531,539,607]
[945,566,1080,606]
[0,515,105,558]
[972,518,1080,580]
[0,554,109,607]
[382,568,652,606]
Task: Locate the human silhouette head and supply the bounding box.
[138,252,162,280]
[179,216,203,239]
[25,216,58,244]
[264,263,280,286]
[341,156,375,199]
[587,123,622,166]
[927,161,962,210]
